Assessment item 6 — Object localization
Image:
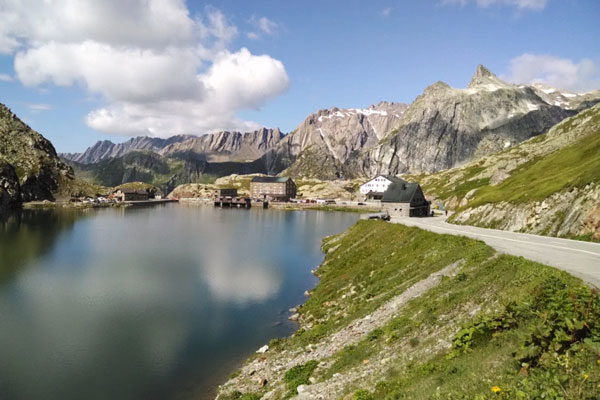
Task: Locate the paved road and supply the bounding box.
[391,216,600,288]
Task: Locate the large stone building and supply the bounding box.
[250,176,297,201]
[381,179,430,217]
[360,175,406,200]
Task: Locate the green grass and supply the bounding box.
[460,130,600,210]
[287,221,488,347]
[456,108,600,210]
[224,220,600,399]
[283,360,318,396]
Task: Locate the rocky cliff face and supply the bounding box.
[264,65,598,179]
[62,128,284,164]
[61,135,193,164]
[0,160,21,213]
[415,104,600,240]
[0,104,73,202]
[353,65,586,176]
[260,102,409,179]
[159,128,284,162]
[451,183,600,240]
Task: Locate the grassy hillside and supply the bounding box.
[411,104,600,209]
[218,221,600,399]
[462,120,599,208]
[66,149,272,194]
[406,104,600,240]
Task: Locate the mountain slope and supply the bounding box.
[60,135,193,164]
[412,104,600,240]
[218,221,600,399]
[263,65,598,180]
[66,149,272,193]
[62,128,284,164]
[259,102,409,179]
[353,65,588,176]
[159,128,284,162]
[0,103,74,203]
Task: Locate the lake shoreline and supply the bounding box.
[177,197,380,214]
[216,220,600,399]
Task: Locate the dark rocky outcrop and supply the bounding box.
[0,103,73,203]
[0,160,21,214]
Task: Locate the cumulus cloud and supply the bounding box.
[246,16,278,40]
[0,0,289,137]
[442,0,547,10]
[503,54,600,93]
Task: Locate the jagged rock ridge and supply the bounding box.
[62,128,285,164]
[260,65,599,179]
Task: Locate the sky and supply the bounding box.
[0,0,598,153]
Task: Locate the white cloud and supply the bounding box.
[246,16,278,40]
[503,54,600,93]
[246,32,260,40]
[382,7,392,16]
[0,73,12,82]
[442,0,547,10]
[28,103,52,111]
[0,1,289,137]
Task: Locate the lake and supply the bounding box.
[0,203,359,400]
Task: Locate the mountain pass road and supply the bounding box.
[391,216,600,288]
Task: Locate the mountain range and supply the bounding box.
[61,65,600,189]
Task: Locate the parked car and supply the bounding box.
[357,202,366,206]
[367,212,390,221]
[325,200,336,205]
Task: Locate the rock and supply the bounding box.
[260,378,268,387]
[0,161,21,213]
[309,377,317,384]
[304,290,311,297]
[61,128,284,164]
[256,345,269,354]
[289,313,300,321]
[0,103,73,202]
[297,384,307,394]
[259,65,593,180]
[289,307,298,313]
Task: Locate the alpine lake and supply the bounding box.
[0,203,359,400]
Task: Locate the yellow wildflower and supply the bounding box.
[584,373,589,380]
[491,386,501,394]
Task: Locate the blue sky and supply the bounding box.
[0,0,598,153]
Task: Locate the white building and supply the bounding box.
[359,175,404,199]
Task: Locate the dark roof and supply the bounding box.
[381,181,420,203]
[251,176,291,183]
[383,175,407,184]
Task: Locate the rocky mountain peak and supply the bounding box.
[467,64,509,89]
[422,81,452,95]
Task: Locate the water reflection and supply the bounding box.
[0,209,84,282]
[0,204,358,399]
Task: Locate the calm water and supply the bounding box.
[0,204,358,400]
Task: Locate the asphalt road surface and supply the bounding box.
[391,216,600,288]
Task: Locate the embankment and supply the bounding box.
[217,220,600,399]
